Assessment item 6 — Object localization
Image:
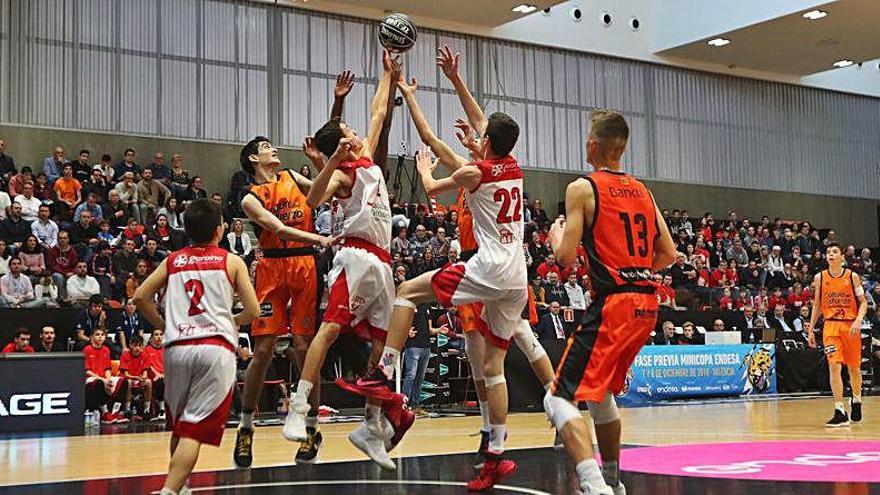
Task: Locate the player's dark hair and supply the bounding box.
[314,118,344,158]
[826,242,841,252]
[240,136,270,175]
[130,334,145,347]
[184,198,222,244]
[484,112,519,157]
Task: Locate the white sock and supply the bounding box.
[479,401,490,432]
[577,459,610,491]
[365,404,382,425]
[306,415,318,429]
[543,382,553,392]
[853,395,862,404]
[835,402,845,413]
[378,346,400,380]
[239,411,254,430]
[294,379,313,403]
[159,488,176,495]
[488,424,506,454]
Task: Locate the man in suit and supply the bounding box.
[535,301,567,341]
[769,304,805,345]
[654,321,676,345]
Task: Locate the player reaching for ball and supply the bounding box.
[283,49,412,471]
[546,111,676,495]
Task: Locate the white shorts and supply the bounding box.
[432,261,528,348]
[324,244,395,341]
[164,338,236,446]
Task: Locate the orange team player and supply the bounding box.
[807,242,868,428]
[547,110,676,495]
[234,136,333,468]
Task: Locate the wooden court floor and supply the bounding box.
[1,396,878,488]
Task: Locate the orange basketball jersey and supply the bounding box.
[582,170,658,295]
[456,187,477,255]
[819,269,858,322]
[247,170,315,250]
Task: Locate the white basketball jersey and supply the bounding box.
[465,157,527,289]
[331,157,392,252]
[163,246,237,347]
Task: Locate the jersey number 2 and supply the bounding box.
[619,212,649,257]
[494,187,522,224]
[184,279,205,317]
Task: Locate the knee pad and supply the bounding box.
[544,392,581,431]
[394,296,416,309]
[513,321,547,363]
[587,393,620,426]
[484,374,506,390]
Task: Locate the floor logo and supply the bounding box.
[622,441,880,482]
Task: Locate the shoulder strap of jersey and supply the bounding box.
[583,175,599,233]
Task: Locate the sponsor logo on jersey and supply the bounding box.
[173,254,225,268]
[491,164,504,177]
[499,227,515,244]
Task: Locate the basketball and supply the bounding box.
[377,13,417,53]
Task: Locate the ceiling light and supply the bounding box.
[803,10,828,20]
[832,59,854,68]
[707,38,730,47]
[512,4,537,13]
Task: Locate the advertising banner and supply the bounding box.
[0,353,85,434]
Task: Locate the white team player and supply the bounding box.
[283,49,413,470]
[134,198,260,495]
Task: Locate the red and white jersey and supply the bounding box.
[163,246,237,348]
[464,157,527,290]
[331,157,392,252]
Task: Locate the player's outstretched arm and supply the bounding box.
[398,76,468,172]
[330,70,355,121]
[450,164,482,193]
[305,137,356,209]
[242,194,332,247]
[362,50,398,160]
[133,259,169,330]
[228,254,260,328]
[416,149,458,195]
[651,196,677,272]
[437,45,487,135]
[302,136,328,173]
[852,271,868,336]
[549,180,590,268]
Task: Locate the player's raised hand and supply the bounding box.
[302,136,323,162]
[334,70,356,99]
[415,148,437,175]
[382,48,401,74]
[436,45,461,79]
[331,136,360,164]
[454,118,480,156]
[396,74,418,96]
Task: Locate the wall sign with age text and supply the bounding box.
[0,353,85,434]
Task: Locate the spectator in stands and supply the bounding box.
[391,226,411,259]
[656,274,678,309]
[74,193,103,224]
[402,304,432,418]
[42,146,66,184]
[31,204,58,249]
[0,203,30,252]
[30,172,50,203]
[1,258,40,308]
[753,304,770,331]
[528,231,550,266]
[118,218,145,250]
[35,326,64,352]
[125,260,149,299]
[535,301,567,341]
[226,219,252,257]
[654,321,677,345]
[102,189,129,230]
[739,260,763,292]
[768,304,796,335]
[0,138,15,180]
[726,238,749,266]
[8,167,33,198]
[83,327,128,424]
[14,181,41,223]
[53,163,82,219]
[69,209,100,260]
[531,275,547,308]
[785,245,802,267]
[409,224,431,259]
[765,245,785,288]
[97,220,114,245]
[712,319,725,332]
[141,328,165,418]
[792,305,812,336]
[786,282,810,311]
[530,198,549,229]
[446,246,460,266]
[543,271,569,306]
[718,288,734,310]
[746,241,762,264]
[157,197,184,231]
[139,238,166,270]
[564,273,588,310]
[113,148,141,181]
[90,242,115,298]
[677,321,702,345]
[118,334,153,421]
[67,261,100,307]
[34,275,60,307]
[393,264,408,286]
[168,154,190,199]
[0,179,10,222]
[75,295,108,349]
[795,263,811,287]
[0,240,10,276]
[181,175,207,206]
[670,252,697,289]
[857,248,874,278]
[675,229,691,254]
[537,253,562,280]
[136,168,171,226]
[94,154,114,181]
[146,152,171,185]
[211,192,231,232]
[411,247,438,276]
[116,297,146,351]
[114,172,140,222]
[808,249,827,274]
[47,230,77,300]
[83,166,110,203]
[2,327,34,353]
[430,226,450,263]
[18,234,47,284]
[315,203,331,235]
[710,259,730,288]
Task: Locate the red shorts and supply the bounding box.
[252,255,319,337]
[823,321,861,367]
[552,291,658,403]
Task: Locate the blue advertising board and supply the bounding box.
[616,344,776,407]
